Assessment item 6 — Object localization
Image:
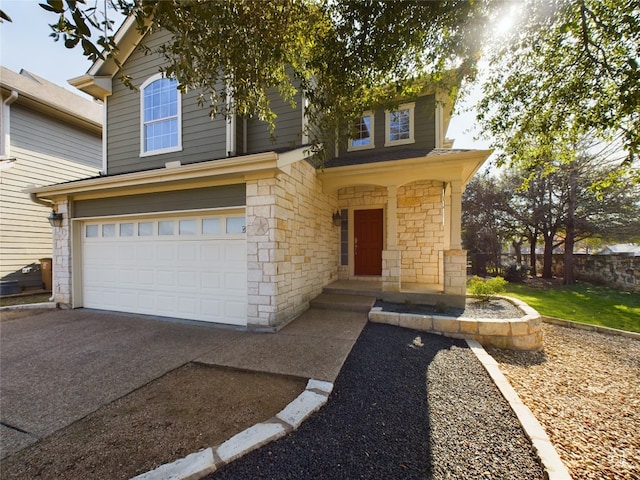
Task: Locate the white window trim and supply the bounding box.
[139,73,183,157]
[348,111,375,152]
[384,102,415,147]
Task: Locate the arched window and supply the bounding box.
[140,74,182,155]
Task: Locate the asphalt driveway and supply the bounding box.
[0,309,246,459]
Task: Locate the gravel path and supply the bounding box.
[208,323,544,479]
[487,324,640,480]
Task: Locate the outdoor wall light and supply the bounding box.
[332,210,342,227]
[47,210,63,228]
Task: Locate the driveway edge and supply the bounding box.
[131,378,333,480]
[466,339,573,480]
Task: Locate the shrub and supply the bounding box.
[467,275,508,301]
[503,263,530,283]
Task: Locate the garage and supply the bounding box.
[80,212,247,326]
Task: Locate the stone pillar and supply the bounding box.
[53,199,72,307]
[245,175,279,330]
[444,249,467,296]
[382,186,400,291]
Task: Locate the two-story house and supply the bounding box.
[29,16,490,330]
[1,67,101,292]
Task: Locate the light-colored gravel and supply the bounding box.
[487,323,640,480]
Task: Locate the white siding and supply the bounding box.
[0,105,101,281]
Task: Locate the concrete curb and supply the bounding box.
[131,378,333,480]
[466,339,573,480]
[542,316,640,341]
[0,302,57,311]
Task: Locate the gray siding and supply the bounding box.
[336,94,436,160]
[107,29,228,175]
[73,184,246,218]
[11,105,102,168]
[246,85,303,153]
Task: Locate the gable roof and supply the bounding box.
[0,66,102,132]
[68,14,149,99]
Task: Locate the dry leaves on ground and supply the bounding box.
[488,324,640,480]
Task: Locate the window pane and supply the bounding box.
[158,221,174,235]
[352,115,372,147]
[120,223,134,237]
[138,222,153,236]
[179,219,196,235]
[226,217,246,234]
[86,225,99,238]
[143,78,179,152]
[102,224,116,237]
[202,218,221,234]
[389,108,410,141]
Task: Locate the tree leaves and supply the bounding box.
[479,0,640,180]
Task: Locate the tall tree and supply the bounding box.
[25,0,499,161]
[478,0,640,183]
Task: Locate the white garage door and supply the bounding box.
[81,213,247,325]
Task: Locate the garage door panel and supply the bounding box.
[178,271,197,288]
[81,214,247,325]
[225,272,246,290]
[201,272,221,288]
[137,270,154,285]
[157,270,176,287]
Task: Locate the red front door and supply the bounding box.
[354,209,383,275]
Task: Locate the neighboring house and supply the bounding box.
[29,17,490,330]
[598,244,640,256]
[0,67,102,291]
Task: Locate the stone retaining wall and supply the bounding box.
[523,253,639,292]
[369,296,543,350]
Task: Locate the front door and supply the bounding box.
[354,209,383,275]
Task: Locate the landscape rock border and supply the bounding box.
[131,379,334,480]
[369,295,543,350]
[466,339,573,480]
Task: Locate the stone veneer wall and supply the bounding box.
[52,199,72,306]
[246,160,339,330]
[397,181,444,285]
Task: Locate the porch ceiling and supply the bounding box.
[318,149,491,193]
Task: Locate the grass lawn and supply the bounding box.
[503,282,640,333]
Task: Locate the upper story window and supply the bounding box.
[140,74,182,156]
[348,111,375,151]
[385,102,415,147]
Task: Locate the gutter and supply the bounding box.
[29,192,55,209]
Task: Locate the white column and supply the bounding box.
[448,180,463,250]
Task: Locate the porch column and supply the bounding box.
[443,180,467,296]
[444,180,462,249]
[382,186,400,291]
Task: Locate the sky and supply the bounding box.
[0,0,491,151]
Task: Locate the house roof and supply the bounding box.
[0,66,102,132]
[68,14,149,99]
[323,148,474,168]
[600,244,640,255]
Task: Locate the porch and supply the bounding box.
[321,279,466,309]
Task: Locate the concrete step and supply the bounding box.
[310,293,376,313]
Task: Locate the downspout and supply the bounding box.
[29,192,56,302]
